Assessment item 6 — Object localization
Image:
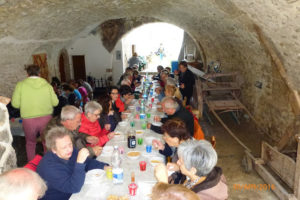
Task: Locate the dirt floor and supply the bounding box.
[12,111,280,199]
[201,112,279,200]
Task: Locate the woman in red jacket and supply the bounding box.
[79,101,114,147]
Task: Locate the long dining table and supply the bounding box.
[70,97,166,200]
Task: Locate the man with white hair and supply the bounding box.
[37,126,109,200]
[0,168,47,200]
[44,105,102,157]
[150,97,194,137]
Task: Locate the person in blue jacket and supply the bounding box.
[37,126,109,200]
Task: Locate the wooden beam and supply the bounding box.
[245,150,297,200]
[210,108,251,151]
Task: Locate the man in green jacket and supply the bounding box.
[12,64,58,161]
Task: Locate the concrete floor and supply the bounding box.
[201,113,279,200]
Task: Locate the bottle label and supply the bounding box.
[113,169,124,184]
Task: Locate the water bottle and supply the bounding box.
[111,146,123,184]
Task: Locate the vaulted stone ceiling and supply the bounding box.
[0,0,299,141]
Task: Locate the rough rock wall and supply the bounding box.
[0,103,17,173]
[0,0,298,143]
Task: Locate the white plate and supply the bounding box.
[127,151,141,160]
[128,105,135,110]
[151,121,163,127]
[135,130,145,135]
[149,156,165,167]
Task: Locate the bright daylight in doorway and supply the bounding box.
[122,22,184,72]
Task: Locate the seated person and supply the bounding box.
[159,70,170,88]
[165,85,182,106]
[155,140,228,200]
[149,97,194,137]
[98,94,121,132]
[37,126,109,200]
[153,65,164,80]
[153,119,192,184]
[120,73,132,87]
[109,86,121,117]
[62,84,77,106]
[79,101,114,147]
[165,67,175,78]
[116,85,133,113]
[44,105,102,157]
[0,168,47,200]
[151,182,200,200]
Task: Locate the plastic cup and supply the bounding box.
[139,161,147,171]
[141,122,147,130]
[106,166,113,180]
[128,183,138,196]
[140,113,146,119]
[137,137,143,145]
[146,113,151,119]
[135,114,140,120]
[146,145,152,153]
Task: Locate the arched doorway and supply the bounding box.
[58,49,71,82]
[59,54,66,82]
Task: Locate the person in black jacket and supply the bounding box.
[176,60,195,105]
[150,97,194,137]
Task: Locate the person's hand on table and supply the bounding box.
[154,116,161,122]
[107,132,114,140]
[167,162,180,171]
[103,165,111,171]
[147,123,152,129]
[77,148,89,163]
[104,124,111,131]
[155,164,168,183]
[92,146,103,156]
[152,139,165,151]
[86,136,99,145]
[157,107,163,112]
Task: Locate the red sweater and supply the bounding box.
[115,95,125,112]
[79,113,109,147]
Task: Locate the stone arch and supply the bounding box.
[57,48,71,82]
[97,17,206,66]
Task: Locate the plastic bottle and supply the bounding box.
[111,146,123,184]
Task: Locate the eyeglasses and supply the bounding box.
[111,92,119,95]
[93,113,100,117]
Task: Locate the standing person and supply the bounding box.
[79,79,93,100]
[11,64,58,161]
[127,52,141,68]
[176,61,195,105]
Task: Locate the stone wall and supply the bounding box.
[0,103,17,173]
[0,0,298,143]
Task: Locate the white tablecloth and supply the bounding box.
[70,102,165,200]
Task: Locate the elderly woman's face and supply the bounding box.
[52,135,73,160]
[87,109,101,122]
[163,132,180,147]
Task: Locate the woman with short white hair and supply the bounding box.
[79,101,114,147]
[155,140,228,200]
